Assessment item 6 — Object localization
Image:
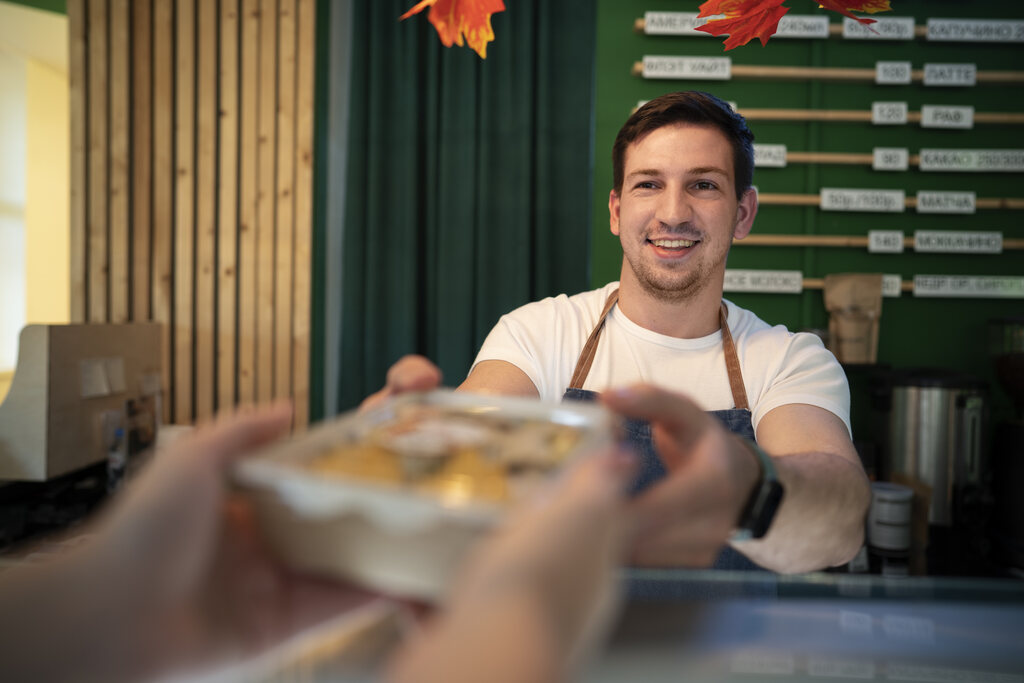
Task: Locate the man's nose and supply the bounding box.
[655,189,692,227]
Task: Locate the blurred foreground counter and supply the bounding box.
[217,569,1024,682]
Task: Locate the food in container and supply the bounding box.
[234,390,616,600]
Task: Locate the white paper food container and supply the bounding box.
[234,390,616,601]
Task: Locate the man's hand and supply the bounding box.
[361,354,443,411]
[601,385,761,568]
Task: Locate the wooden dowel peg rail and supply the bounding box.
[736,235,1024,250]
[738,108,1024,125]
[757,193,1024,210]
[630,61,1024,85]
[633,18,931,38]
[802,277,915,291]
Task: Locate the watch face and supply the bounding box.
[750,480,785,539]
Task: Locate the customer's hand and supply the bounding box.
[602,384,760,567]
[388,446,638,683]
[361,354,444,411]
[1,403,377,683]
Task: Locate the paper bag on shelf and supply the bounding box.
[824,273,884,364]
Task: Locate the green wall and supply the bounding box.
[592,0,1024,430]
[1,0,65,14]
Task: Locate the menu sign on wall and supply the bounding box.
[915,191,977,214]
[872,102,909,125]
[914,275,1024,298]
[920,105,974,129]
[923,63,977,86]
[926,19,1024,43]
[882,275,904,298]
[843,17,916,40]
[873,147,910,171]
[821,189,906,213]
[869,231,905,253]
[918,149,1024,172]
[914,231,1002,254]
[724,270,803,294]
[876,61,912,85]
[753,144,787,168]
[642,56,731,80]
[642,12,828,38]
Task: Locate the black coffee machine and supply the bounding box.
[990,317,1024,571]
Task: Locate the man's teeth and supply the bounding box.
[651,238,696,248]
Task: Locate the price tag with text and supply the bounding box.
[876,61,912,85]
[873,147,909,171]
[927,19,1024,43]
[921,105,974,129]
[914,231,1002,254]
[872,102,908,125]
[918,149,1024,172]
[869,231,905,253]
[882,275,904,298]
[844,17,916,40]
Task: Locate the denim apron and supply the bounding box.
[562,288,766,573]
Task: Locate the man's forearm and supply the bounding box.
[732,449,870,573]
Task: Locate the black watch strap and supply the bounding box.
[732,438,785,540]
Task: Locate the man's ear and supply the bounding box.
[733,187,758,240]
[609,189,621,236]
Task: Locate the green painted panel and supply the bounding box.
[2,0,65,14]
[593,0,1024,426]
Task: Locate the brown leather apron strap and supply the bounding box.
[719,302,750,411]
[567,289,620,390]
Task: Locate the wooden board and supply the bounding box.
[257,0,279,403]
[132,0,153,322]
[152,0,174,424]
[68,0,88,324]
[292,0,315,428]
[218,0,241,411]
[109,0,130,323]
[175,0,196,423]
[87,0,109,323]
[237,0,260,405]
[195,0,218,420]
[274,0,297,403]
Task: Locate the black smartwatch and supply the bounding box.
[732,438,785,540]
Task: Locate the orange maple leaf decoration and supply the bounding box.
[695,0,893,50]
[400,0,507,59]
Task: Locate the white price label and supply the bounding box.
[882,275,903,298]
[915,191,976,214]
[876,61,912,85]
[915,275,1024,299]
[843,17,916,40]
[918,148,1024,172]
[643,12,709,36]
[773,15,830,39]
[923,63,977,86]
[753,144,787,168]
[914,231,1001,254]
[642,56,731,80]
[821,188,906,213]
[724,270,803,294]
[872,101,908,125]
[927,19,1024,43]
[869,230,905,253]
[920,105,974,129]
[873,147,909,171]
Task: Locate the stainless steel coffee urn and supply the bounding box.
[879,370,987,527]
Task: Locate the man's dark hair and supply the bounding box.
[612,91,755,200]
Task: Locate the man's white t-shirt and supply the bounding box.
[471,281,851,437]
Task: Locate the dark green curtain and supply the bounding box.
[336,0,597,411]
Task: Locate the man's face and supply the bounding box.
[609,123,757,303]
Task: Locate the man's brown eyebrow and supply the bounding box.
[624,169,663,180]
[688,166,729,176]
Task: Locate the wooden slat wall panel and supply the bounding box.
[87,0,107,323]
[195,0,218,421]
[152,0,174,425]
[293,0,315,429]
[131,0,153,323]
[218,0,240,411]
[275,0,296,403]
[69,0,87,323]
[174,0,195,423]
[257,0,278,404]
[238,0,260,406]
[68,0,317,426]
[109,0,130,323]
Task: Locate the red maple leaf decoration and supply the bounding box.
[695,0,893,50]
[400,0,507,59]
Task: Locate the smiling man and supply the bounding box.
[369,92,870,575]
